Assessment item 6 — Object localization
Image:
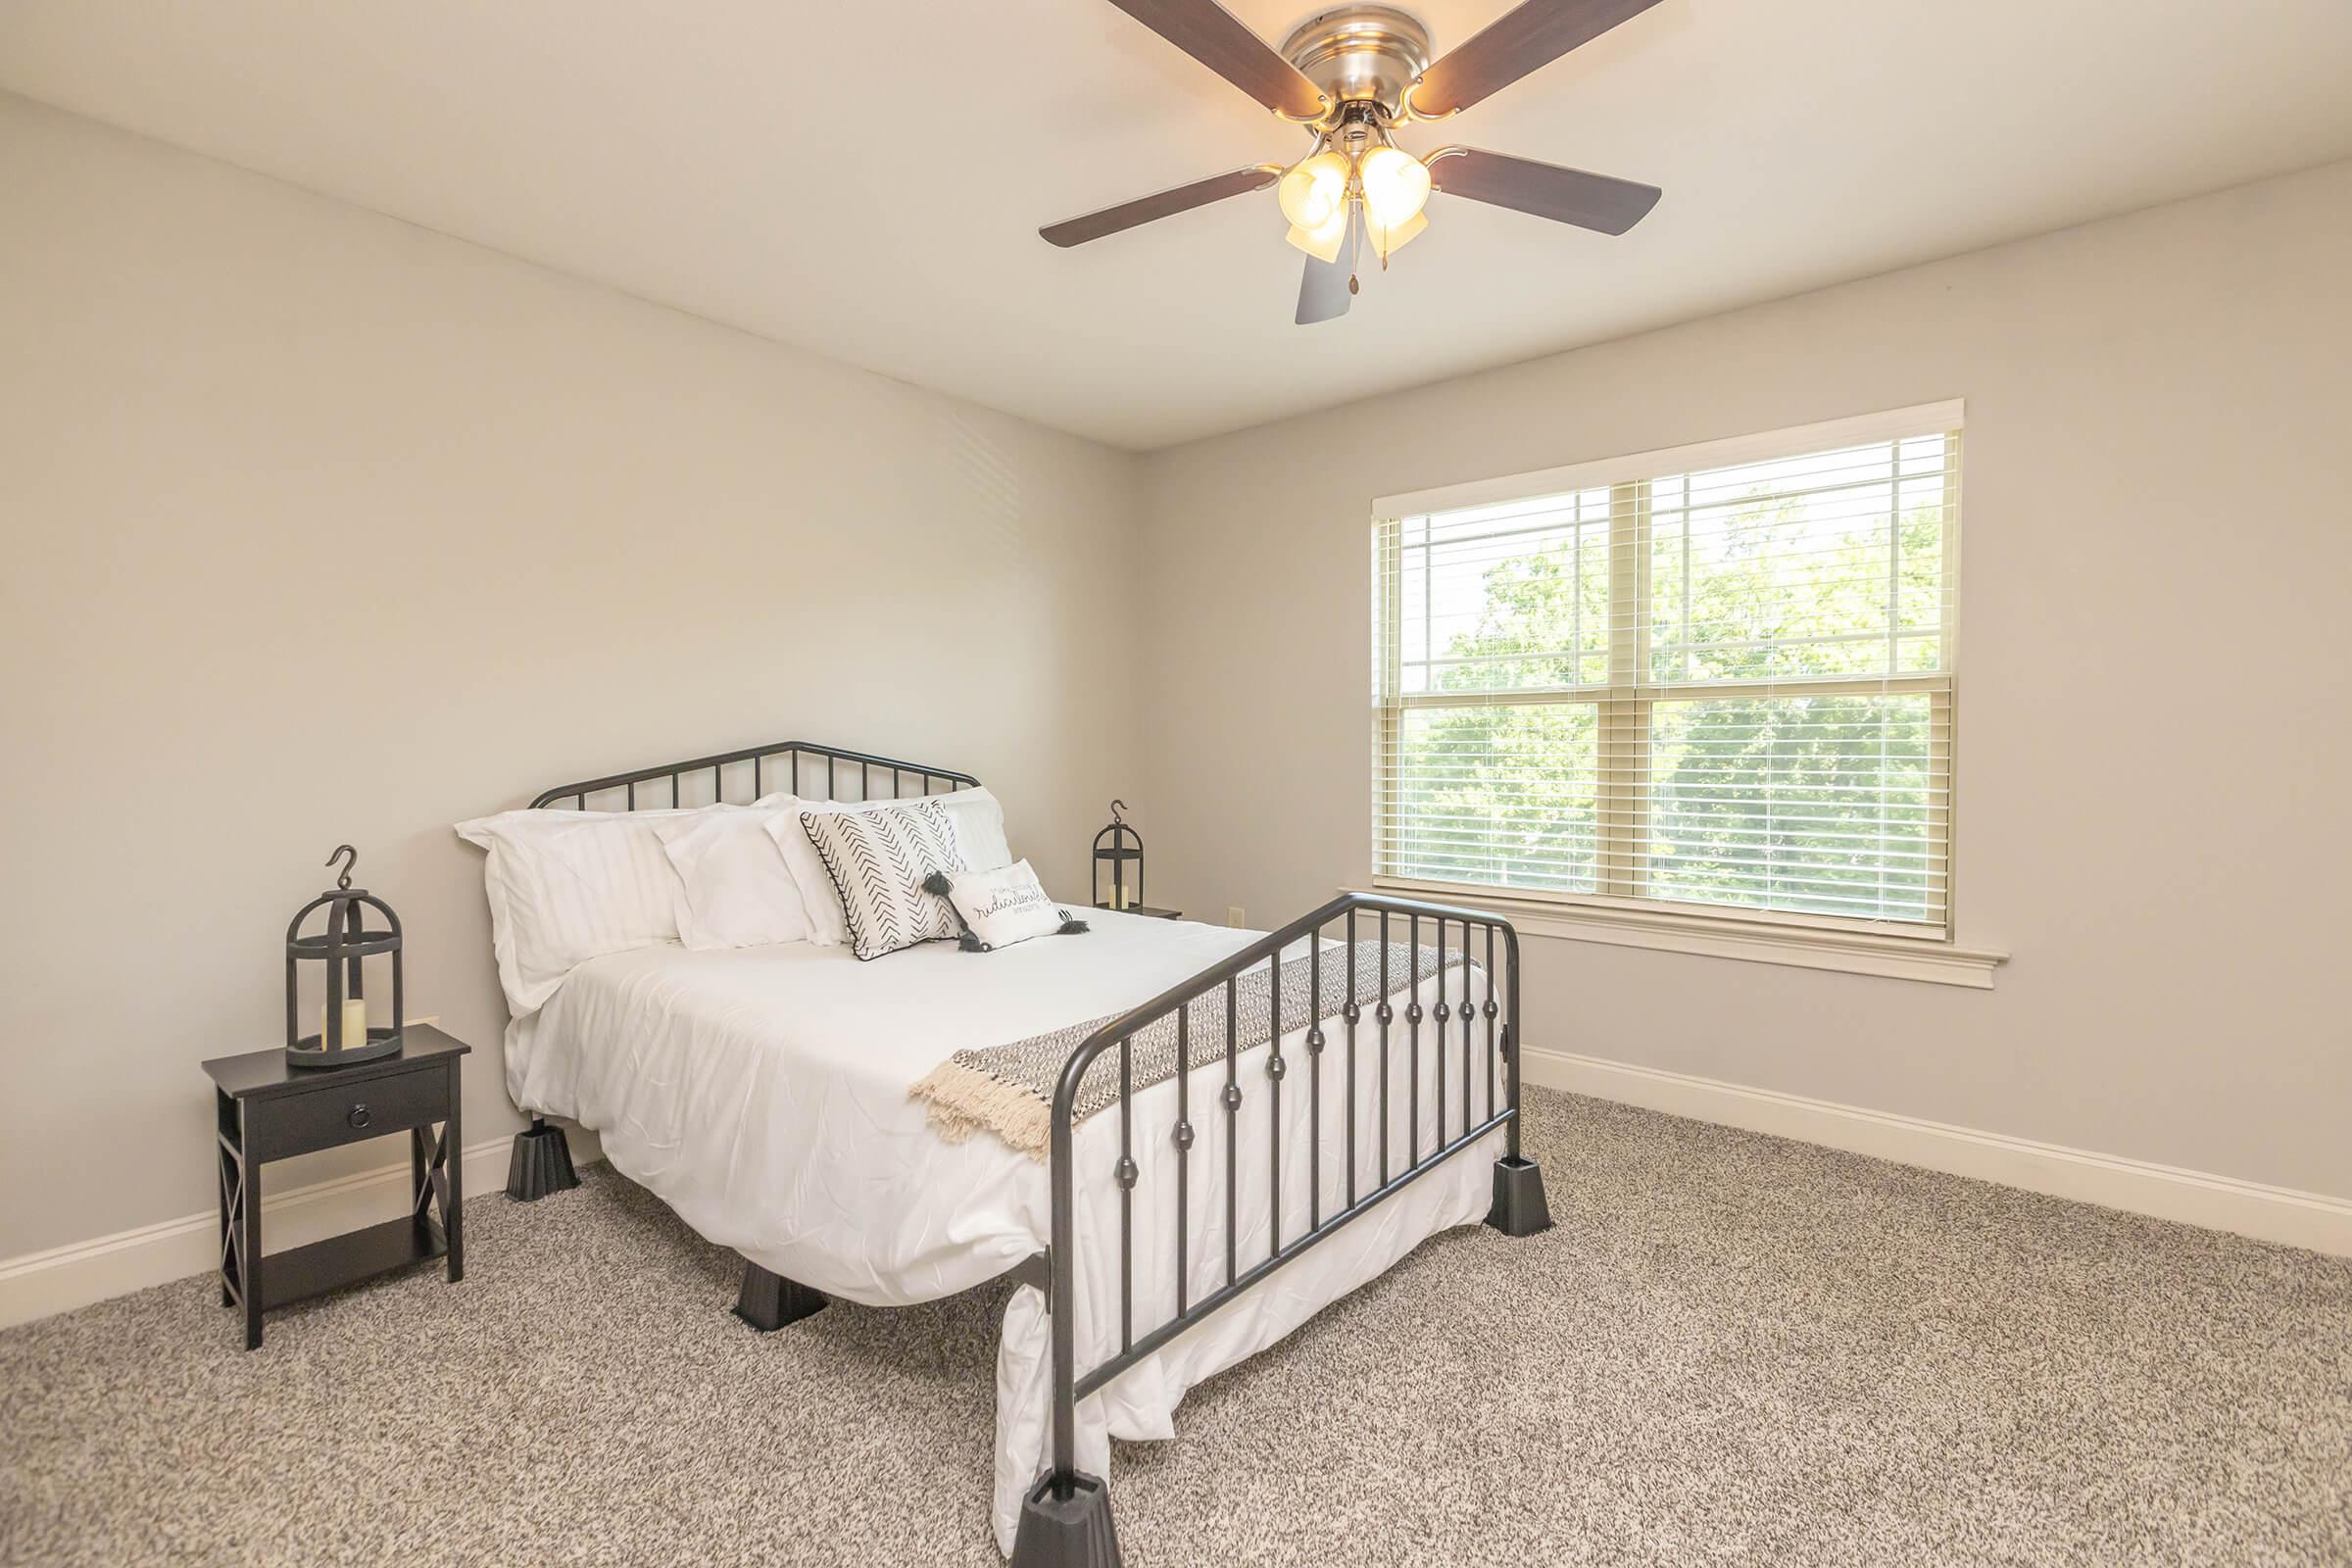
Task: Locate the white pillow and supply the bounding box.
[941,860,1072,951]
[933,786,1013,872]
[654,807,811,951]
[454,808,703,1016]
[793,799,967,961]
[756,795,858,947]
[755,785,1011,947]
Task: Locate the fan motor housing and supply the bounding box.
[1281,5,1433,122]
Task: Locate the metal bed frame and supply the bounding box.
[513,738,1548,1568]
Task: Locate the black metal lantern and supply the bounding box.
[284,845,404,1069]
[1092,800,1145,912]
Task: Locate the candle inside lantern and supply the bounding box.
[1092,802,1145,916]
[318,997,368,1052]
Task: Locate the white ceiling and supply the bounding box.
[5,0,2350,449]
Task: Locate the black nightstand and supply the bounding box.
[1098,905,1184,920]
[202,1025,468,1349]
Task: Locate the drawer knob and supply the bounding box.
[348,1103,371,1130]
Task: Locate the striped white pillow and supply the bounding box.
[797,800,967,960]
[455,808,702,1014]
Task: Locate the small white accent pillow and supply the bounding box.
[941,860,1069,950]
[794,799,968,961]
[756,785,1011,947]
[454,808,702,1016]
[654,807,811,951]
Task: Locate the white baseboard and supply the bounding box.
[1522,1046,2352,1257]
[11,1056,2343,1330]
[0,1133,537,1330]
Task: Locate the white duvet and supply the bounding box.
[507,908,1505,1553]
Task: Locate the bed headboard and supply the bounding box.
[529,739,978,811]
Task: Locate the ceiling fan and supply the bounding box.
[1040,0,1667,324]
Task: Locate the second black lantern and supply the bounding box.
[1092,801,1145,912]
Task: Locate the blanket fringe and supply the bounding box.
[909,939,1460,1163]
[912,1058,1054,1160]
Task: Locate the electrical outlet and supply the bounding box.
[1228,906,1246,928]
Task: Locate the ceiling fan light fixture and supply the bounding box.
[1286,207,1351,264]
[1357,144,1432,229]
[1276,147,1351,230]
[1034,0,1671,326]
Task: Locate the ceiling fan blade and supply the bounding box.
[1041,165,1281,247]
[1102,0,1327,120]
[1428,148,1660,235]
[1296,217,1361,325]
[1410,0,1667,119]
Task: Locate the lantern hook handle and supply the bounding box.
[325,844,358,891]
[1109,800,1126,826]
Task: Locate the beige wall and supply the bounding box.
[0,95,1143,1258]
[5,85,2348,1272]
[1137,159,2352,1201]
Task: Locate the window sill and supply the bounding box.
[1346,880,2007,990]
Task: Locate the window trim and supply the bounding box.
[1348,879,2008,989]
[1372,400,1968,947]
[1371,401,1966,519]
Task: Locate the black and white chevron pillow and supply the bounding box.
[799,799,968,960]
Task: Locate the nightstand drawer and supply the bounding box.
[250,1066,447,1161]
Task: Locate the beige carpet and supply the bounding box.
[4,1087,2347,1566]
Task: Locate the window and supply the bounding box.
[1373,404,1960,937]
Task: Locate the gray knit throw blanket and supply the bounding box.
[910,939,1460,1159]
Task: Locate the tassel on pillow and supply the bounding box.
[923,871,992,951]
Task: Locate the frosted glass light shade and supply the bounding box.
[1367,208,1428,260]
[1357,146,1432,229]
[1277,149,1351,230]
[1286,207,1350,263]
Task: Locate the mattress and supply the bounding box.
[507,906,1507,1552]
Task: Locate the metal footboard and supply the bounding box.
[1014,892,1550,1567]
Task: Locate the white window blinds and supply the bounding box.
[1374,404,1961,935]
